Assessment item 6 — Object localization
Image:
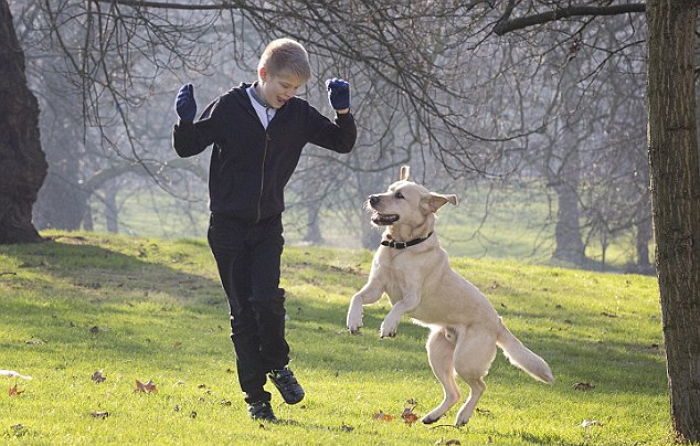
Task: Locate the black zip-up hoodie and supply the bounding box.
[172,83,357,223]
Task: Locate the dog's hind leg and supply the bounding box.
[421,327,460,424]
[452,328,497,427]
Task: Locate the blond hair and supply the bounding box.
[258,38,311,80]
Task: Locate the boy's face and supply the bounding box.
[259,67,307,109]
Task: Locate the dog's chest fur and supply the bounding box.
[375,244,442,306]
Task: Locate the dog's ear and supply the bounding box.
[399,165,410,181]
[424,193,458,213]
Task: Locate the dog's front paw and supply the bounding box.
[379,323,397,338]
[346,310,363,334]
[347,324,363,335]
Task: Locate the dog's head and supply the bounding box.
[367,166,458,228]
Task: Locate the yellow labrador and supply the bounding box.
[346,166,553,427]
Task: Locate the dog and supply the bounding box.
[346,166,553,427]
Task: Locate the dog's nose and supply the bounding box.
[369,195,380,206]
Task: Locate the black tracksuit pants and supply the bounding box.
[207,212,289,404]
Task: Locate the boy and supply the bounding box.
[172,38,356,422]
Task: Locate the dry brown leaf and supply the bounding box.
[372,410,395,421]
[435,439,461,445]
[91,371,106,383]
[573,382,594,391]
[90,411,109,419]
[135,379,157,393]
[8,384,24,396]
[401,406,419,425]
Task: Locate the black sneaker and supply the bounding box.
[248,400,278,422]
[268,367,305,405]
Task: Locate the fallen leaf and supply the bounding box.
[135,379,157,393]
[90,411,109,419]
[0,370,32,380]
[373,410,395,421]
[573,382,594,391]
[10,424,27,437]
[8,384,24,396]
[341,423,354,432]
[220,399,232,406]
[476,407,492,416]
[580,419,604,428]
[91,371,106,383]
[89,326,110,334]
[435,439,461,445]
[25,339,44,345]
[190,411,197,419]
[401,406,419,425]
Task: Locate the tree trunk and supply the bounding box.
[104,186,119,234]
[0,0,47,244]
[34,168,89,231]
[646,0,700,442]
[303,199,324,244]
[552,180,586,264]
[635,213,653,273]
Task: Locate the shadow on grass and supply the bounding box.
[0,236,667,399]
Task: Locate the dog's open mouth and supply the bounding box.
[371,213,399,225]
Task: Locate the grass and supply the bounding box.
[0,231,672,445]
[89,181,648,270]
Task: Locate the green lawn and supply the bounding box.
[90,181,647,271]
[0,231,671,445]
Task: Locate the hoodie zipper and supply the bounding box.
[240,85,276,224]
[255,132,270,223]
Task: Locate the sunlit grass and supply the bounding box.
[89,182,650,271]
[0,231,670,445]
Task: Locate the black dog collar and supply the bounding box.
[381,232,434,249]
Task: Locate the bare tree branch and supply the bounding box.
[493,3,646,35]
[92,0,239,11]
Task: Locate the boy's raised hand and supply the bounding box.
[175,83,197,122]
[326,78,350,111]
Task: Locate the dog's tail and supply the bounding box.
[496,321,554,384]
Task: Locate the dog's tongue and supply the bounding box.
[372,213,399,225]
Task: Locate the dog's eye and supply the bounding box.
[395,192,405,199]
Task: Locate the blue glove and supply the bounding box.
[175,83,197,122]
[326,78,350,110]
